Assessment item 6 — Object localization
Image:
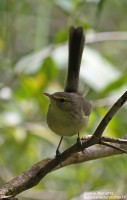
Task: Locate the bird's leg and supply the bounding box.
[56,136,63,166]
[77,133,85,154]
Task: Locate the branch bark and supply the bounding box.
[0,90,127,199]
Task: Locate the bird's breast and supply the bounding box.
[47,105,88,137]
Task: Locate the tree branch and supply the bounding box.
[0,90,127,199]
[86,31,127,43]
[92,90,127,138]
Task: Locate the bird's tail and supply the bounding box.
[64,26,85,93]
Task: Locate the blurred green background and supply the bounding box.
[0,0,127,199]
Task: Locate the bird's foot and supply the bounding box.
[77,135,85,154]
[55,149,63,166]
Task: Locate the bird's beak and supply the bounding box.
[43,92,53,99]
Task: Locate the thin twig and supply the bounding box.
[99,141,127,154]
[101,136,127,144]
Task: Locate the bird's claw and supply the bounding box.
[55,149,63,166]
[77,136,85,154]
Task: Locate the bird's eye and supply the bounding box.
[59,98,66,103]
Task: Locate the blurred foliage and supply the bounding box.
[0,0,127,200]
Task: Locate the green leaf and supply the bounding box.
[99,73,127,97]
[54,28,68,44]
[96,0,106,18]
[40,56,58,83]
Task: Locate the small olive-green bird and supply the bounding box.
[44,26,91,157]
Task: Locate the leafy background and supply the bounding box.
[0,0,127,199]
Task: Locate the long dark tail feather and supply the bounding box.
[64,26,85,93]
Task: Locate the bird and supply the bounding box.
[44,26,91,159]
